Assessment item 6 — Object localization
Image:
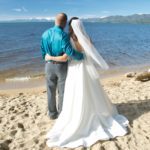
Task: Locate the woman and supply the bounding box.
[45,17,129,148]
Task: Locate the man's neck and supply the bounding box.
[55,25,63,30]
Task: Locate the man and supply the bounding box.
[41,13,84,120]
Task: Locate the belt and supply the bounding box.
[46,61,67,64]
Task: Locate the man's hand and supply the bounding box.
[45,54,52,61]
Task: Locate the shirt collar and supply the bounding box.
[54,25,63,31]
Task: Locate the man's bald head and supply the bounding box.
[55,13,67,29]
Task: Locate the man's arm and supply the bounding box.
[41,38,46,60]
[62,33,84,60]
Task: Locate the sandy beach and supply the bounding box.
[0,71,150,150]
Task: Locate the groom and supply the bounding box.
[41,13,84,119]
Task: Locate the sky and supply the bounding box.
[0,0,150,20]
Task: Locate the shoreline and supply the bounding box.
[0,64,149,93]
[0,72,126,95]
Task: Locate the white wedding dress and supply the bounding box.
[46,19,129,148]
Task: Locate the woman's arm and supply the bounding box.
[45,53,68,62]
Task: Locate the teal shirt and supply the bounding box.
[41,25,84,61]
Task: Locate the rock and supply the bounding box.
[135,72,150,82]
[125,72,136,78]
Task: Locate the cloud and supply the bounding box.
[30,16,55,20]
[12,7,28,12]
[13,8,22,12]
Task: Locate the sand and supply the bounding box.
[0,73,150,150]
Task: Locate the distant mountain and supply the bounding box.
[1,14,150,24]
[83,14,150,24]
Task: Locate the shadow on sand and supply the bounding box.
[117,99,150,125]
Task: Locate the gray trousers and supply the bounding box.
[45,62,68,117]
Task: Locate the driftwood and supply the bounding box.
[135,72,150,82]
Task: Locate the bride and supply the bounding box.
[45,17,129,148]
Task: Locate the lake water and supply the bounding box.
[0,22,150,82]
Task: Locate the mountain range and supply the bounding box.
[1,14,150,24]
[82,14,150,24]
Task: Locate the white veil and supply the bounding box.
[71,19,109,79]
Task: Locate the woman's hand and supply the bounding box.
[45,53,68,62]
[45,54,52,61]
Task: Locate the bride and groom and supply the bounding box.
[41,13,129,148]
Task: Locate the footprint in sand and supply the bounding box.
[10,130,17,136]
[0,139,12,150]
[17,123,25,131]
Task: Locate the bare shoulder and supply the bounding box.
[73,40,84,52]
